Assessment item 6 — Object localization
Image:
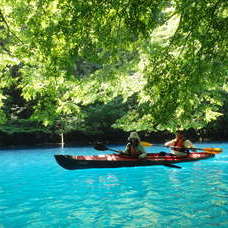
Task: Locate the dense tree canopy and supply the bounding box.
[0,0,227,137]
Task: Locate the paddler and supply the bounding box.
[164,130,194,156]
[121,132,147,159]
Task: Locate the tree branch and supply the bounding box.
[0,10,23,44]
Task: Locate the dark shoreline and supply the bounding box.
[0,130,227,149]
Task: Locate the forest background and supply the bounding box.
[0,0,227,147]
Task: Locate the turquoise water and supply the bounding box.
[0,143,227,228]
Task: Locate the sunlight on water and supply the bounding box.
[0,143,227,228]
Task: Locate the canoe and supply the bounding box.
[54,152,215,170]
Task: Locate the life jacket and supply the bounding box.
[127,139,141,157]
[129,145,140,157]
[174,138,185,152]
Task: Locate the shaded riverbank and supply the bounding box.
[0,128,228,148]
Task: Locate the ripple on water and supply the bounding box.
[0,145,228,227]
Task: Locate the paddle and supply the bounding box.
[163,164,182,169]
[140,141,222,154]
[94,143,121,153]
[94,143,182,169]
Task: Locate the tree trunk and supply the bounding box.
[60,132,64,148]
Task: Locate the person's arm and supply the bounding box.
[184,140,197,151]
[184,140,194,148]
[164,139,175,147]
[137,144,146,154]
[122,143,130,154]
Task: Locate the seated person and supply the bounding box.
[121,132,147,159]
[164,131,194,157]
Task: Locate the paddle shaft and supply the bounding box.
[140,141,222,154]
[169,146,221,154]
[94,144,121,153]
[107,148,121,153]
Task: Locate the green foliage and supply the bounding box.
[0,0,227,136]
[114,0,228,132]
[0,119,48,134]
[79,97,129,134]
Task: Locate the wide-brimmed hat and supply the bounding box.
[128,132,141,141]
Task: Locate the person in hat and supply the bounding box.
[121,132,147,159]
[164,131,194,156]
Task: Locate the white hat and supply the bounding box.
[128,132,140,141]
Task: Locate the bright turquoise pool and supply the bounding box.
[0,143,227,227]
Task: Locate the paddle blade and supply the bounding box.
[163,164,182,169]
[94,143,108,151]
[140,141,153,147]
[202,148,223,154]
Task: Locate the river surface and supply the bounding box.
[0,142,227,228]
